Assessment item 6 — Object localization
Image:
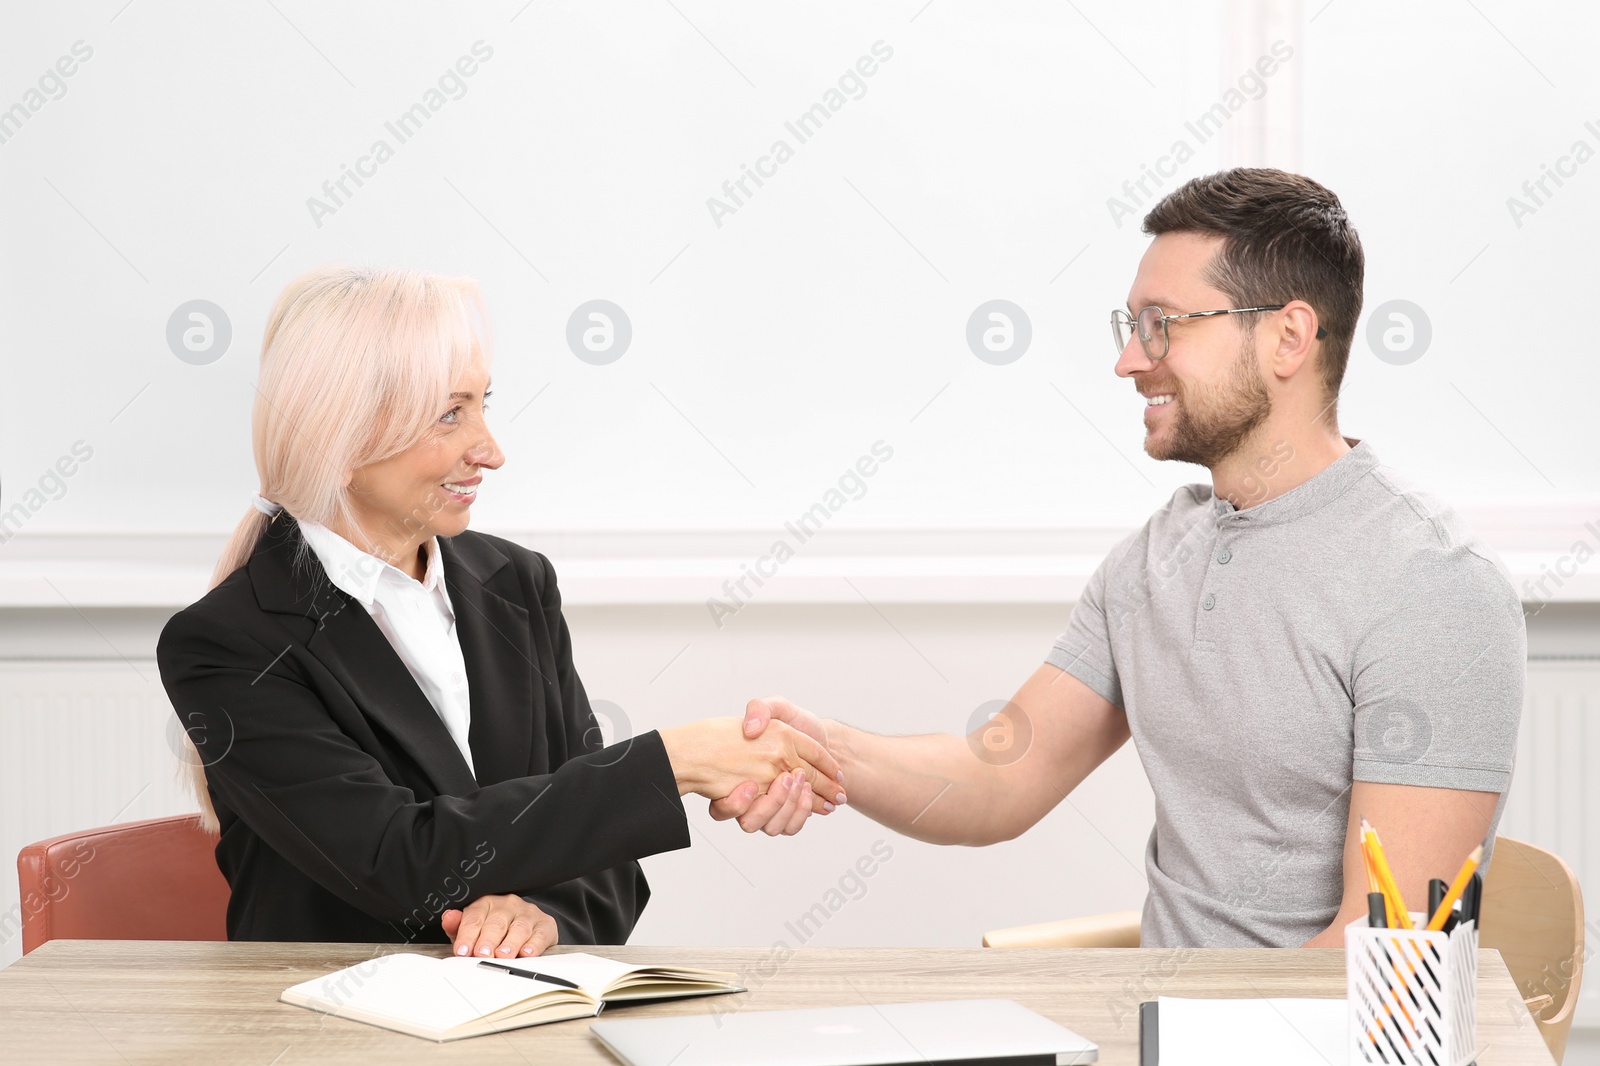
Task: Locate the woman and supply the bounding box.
[156,266,844,961]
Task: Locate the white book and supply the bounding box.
[280,951,743,1042]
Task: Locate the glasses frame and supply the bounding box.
[1111,304,1327,360]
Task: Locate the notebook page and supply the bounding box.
[286,953,561,1033]
[450,951,667,998]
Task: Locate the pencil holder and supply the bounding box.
[1345,914,1477,1066]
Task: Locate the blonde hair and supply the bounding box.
[183,265,493,833]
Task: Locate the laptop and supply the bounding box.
[589,998,1098,1065]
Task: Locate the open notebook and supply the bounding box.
[280,951,744,1042]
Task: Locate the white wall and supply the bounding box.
[3,0,1598,545]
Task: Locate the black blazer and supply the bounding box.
[155,512,691,946]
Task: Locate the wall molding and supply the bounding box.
[5,501,1600,608]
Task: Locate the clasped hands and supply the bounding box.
[659,696,837,837]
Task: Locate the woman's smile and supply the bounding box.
[440,475,481,503]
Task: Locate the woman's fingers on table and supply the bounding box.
[445,895,559,959]
[507,908,560,957]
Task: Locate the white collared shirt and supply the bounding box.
[296,519,476,779]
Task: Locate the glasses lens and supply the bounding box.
[1111,311,1134,355]
[1137,306,1167,359]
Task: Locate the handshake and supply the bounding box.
[657,696,842,838]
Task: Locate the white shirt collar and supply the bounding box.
[296,519,447,610]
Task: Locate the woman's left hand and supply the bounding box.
[442,894,559,958]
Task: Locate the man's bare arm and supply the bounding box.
[713,664,1131,846]
[1302,780,1500,947]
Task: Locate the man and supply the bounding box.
[713,168,1525,948]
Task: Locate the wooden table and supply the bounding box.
[0,940,1556,1064]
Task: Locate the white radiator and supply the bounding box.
[0,660,196,968]
[1496,658,1600,1028]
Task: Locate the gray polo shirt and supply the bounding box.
[1047,439,1525,948]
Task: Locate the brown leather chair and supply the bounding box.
[16,814,230,954]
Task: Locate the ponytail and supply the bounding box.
[180,506,275,834]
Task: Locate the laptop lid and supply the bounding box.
[590,998,1098,1066]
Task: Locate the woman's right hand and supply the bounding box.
[659,716,846,812]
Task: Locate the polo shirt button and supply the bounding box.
[1217,548,1232,564]
[1202,593,1216,610]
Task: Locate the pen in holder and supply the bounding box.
[1345,913,1477,1066]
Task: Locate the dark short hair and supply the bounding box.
[1142,168,1364,403]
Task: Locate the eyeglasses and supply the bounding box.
[1111,304,1327,360]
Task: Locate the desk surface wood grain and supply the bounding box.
[0,940,1557,1065]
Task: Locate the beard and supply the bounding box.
[1144,342,1272,467]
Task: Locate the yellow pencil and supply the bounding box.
[1362,819,1413,930]
[1356,823,1420,1050]
[1359,831,1395,927]
[1425,844,1483,931]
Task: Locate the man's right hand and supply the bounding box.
[708,697,833,825]
[742,696,828,747]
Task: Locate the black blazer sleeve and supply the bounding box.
[156,531,692,936]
